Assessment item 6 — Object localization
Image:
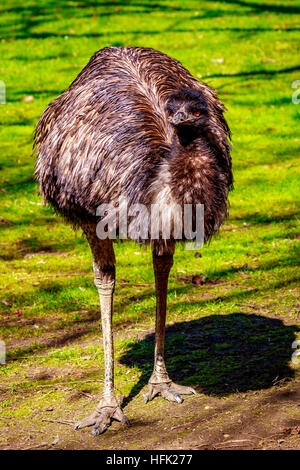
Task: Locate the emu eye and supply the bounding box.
[194,111,201,116]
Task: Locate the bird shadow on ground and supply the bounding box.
[120,313,299,407]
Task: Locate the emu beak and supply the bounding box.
[169,111,188,125]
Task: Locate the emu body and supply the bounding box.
[34,47,232,435]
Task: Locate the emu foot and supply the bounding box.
[74,396,129,436]
[144,381,196,404]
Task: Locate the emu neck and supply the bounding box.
[175,125,200,148]
[167,130,212,205]
[170,127,209,162]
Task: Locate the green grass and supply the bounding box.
[0,0,299,449]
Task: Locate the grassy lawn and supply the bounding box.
[0,0,299,450]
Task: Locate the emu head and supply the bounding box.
[166,88,208,128]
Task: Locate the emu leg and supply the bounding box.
[144,243,196,404]
[74,229,129,435]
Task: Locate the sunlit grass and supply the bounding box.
[0,0,299,449]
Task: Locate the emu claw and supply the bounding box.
[144,382,196,404]
[74,397,129,436]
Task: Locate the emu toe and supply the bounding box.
[74,397,129,436]
[144,382,196,404]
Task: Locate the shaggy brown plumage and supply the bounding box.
[33,47,233,436]
[34,47,232,241]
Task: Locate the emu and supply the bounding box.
[34,47,232,435]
